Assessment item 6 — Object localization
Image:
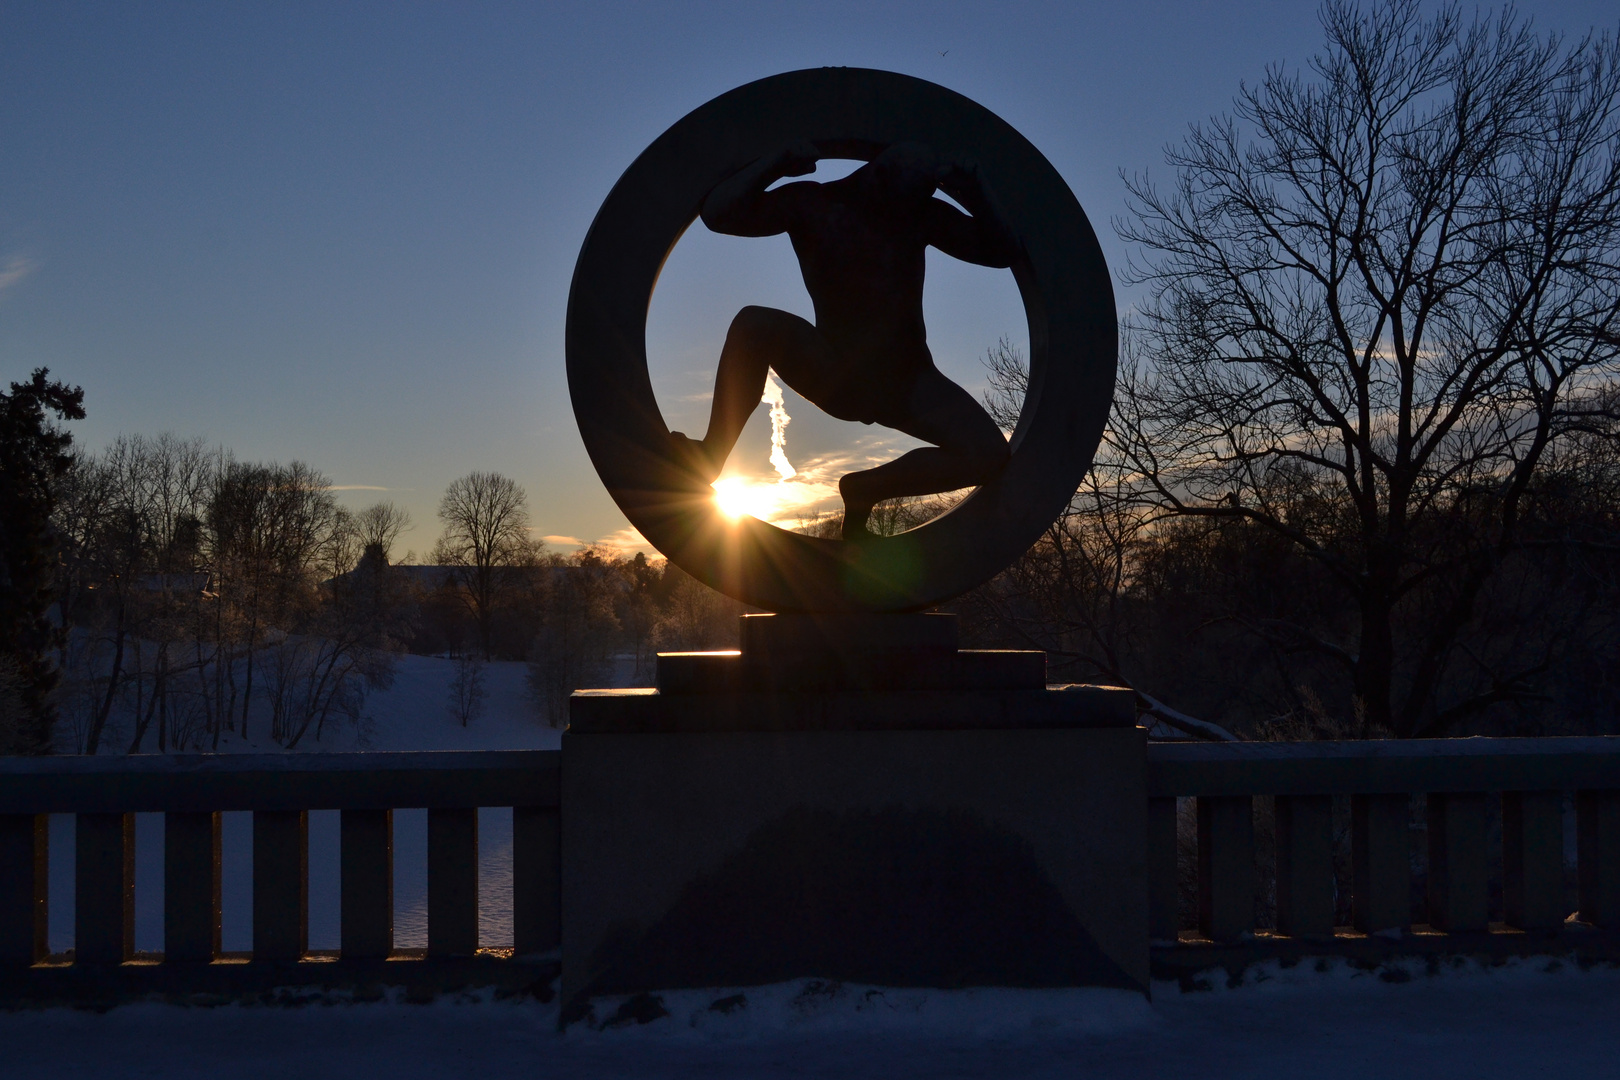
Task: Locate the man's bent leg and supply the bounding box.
[671,306,832,483]
[839,369,1009,538]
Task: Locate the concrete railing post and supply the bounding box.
[341,808,394,959]
[253,810,308,962]
[1578,790,1620,928]
[164,811,221,963]
[1275,794,1334,938]
[1352,794,1410,934]
[0,815,47,965]
[1197,795,1253,942]
[513,805,560,956]
[1426,793,1487,932]
[1147,797,1179,942]
[76,812,133,964]
[1503,791,1565,931]
[428,807,479,957]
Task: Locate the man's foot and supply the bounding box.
[840,511,875,541]
[839,473,877,541]
[669,431,722,484]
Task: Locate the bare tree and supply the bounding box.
[54,451,134,754]
[55,434,215,754]
[1114,0,1620,736]
[355,501,411,564]
[971,340,1242,740]
[433,472,538,658]
[56,441,405,753]
[209,459,341,740]
[120,434,212,754]
[448,652,486,727]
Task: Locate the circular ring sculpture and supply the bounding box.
[566,68,1116,612]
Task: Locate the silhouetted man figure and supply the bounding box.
[671,141,1018,539]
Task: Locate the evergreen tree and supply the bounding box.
[0,368,85,754]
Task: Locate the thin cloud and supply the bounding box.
[0,255,38,295]
[541,534,585,546]
[327,484,392,491]
[593,526,658,556]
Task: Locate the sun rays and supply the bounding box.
[711,474,830,524]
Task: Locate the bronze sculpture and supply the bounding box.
[566,68,1116,611]
[670,141,1017,540]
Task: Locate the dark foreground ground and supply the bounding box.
[2,957,1615,1079]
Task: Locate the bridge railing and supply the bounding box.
[1146,736,1620,950]
[0,751,560,971]
[5,737,1619,998]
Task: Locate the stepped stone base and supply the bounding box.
[559,614,1149,1022]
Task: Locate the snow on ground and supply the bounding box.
[4,958,1618,1079]
[354,654,565,752]
[211,653,568,755]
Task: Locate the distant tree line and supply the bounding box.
[47,432,410,753]
[413,467,746,724]
[0,390,748,752]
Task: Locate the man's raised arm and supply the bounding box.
[927,161,1020,268]
[701,142,819,237]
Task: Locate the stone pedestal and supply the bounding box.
[560,614,1148,1021]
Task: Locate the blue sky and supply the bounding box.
[2,1,1614,556]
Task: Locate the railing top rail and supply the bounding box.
[1147,735,1620,796]
[0,749,560,814]
[11,736,1619,810]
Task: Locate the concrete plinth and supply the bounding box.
[559,615,1148,1022]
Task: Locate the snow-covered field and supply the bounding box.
[212,652,570,755]
[4,958,1618,1078]
[47,654,580,953]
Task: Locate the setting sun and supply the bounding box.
[710,474,839,525]
[712,476,774,521]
